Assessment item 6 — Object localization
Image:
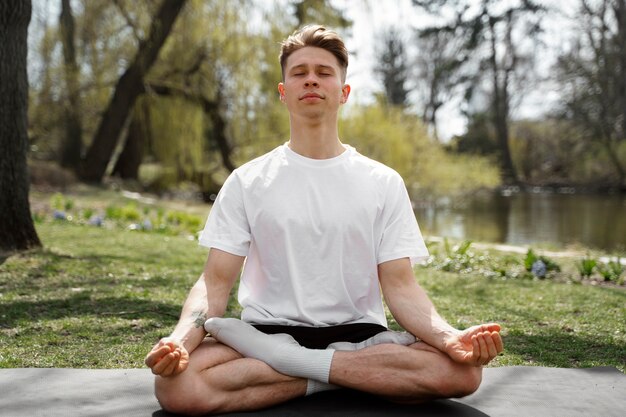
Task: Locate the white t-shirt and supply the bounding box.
[199,144,429,327]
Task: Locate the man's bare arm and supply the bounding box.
[378,258,458,350]
[378,258,502,365]
[145,248,244,376]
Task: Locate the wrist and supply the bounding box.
[440,328,461,350]
[170,325,205,352]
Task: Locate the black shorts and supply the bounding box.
[252,323,388,349]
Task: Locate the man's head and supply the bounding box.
[279,25,348,83]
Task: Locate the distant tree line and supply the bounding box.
[26,0,498,197]
[374,0,625,187]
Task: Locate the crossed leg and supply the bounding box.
[155,336,481,415]
[155,338,306,415]
[331,341,481,403]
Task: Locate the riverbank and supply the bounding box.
[26,186,626,286]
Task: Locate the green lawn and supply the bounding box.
[1,219,624,372]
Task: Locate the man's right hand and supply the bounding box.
[145,338,190,377]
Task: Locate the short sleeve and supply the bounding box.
[377,174,429,265]
[198,171,251,256]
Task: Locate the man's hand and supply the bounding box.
[145,338,190,377]
[443,323,503,366]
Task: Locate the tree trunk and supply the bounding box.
[112,102,150,180]
[59,0,83,170]
[79,0,187,183]
[488,18,518,185]
[205,93,237,173]
[0,0,42,254]
[616,0,626,160]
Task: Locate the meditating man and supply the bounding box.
[144,25,503,416]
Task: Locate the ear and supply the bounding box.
[278,83,285,102]
[340,84,351,104]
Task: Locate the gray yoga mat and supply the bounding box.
[0,366,624,416]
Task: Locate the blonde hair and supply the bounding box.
[279,25,348,82]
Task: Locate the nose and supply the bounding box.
[304,76,319,88]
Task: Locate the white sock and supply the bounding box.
[326,330,417,351]
[205,318,335,383]
[306,379,340,396]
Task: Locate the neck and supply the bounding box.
[288,115,344,159]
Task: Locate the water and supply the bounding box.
[414,191,626,252]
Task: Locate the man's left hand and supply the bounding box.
[443,323,503,366]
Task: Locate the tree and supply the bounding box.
[414,26,465,141]
[111,100,151,180]
[292,0,351,27]
[79,0,188,183]
[556,0,626,185]
[0,0,42,254]
[375,29,410,107]
[59,0,83,171]
[413,0,545,184]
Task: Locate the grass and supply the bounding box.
[1,191,625,372]
[412,271,625,370]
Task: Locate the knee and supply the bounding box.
[440,365,482,398]
[155,376,221,416]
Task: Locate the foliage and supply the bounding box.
[457,115,626,187]
[413,0,546,184]
[598,258,624,283]
[375,29,410,107]
[25,1,626,191]
[554,0,626,184]
[144,95,205,181]
[449,112,500,156]
[34,192,204,239]
[25,0,504,198]
[509,118,590,185]
[420,239,626,286]
[577,256,598,279]
[423,239,523,279]
[413,24,466,142]
[340,105,500,200]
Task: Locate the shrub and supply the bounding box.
[105,205,123,220]
[120,203,141,221]
[49,193,65,211]
[577,256,597,279]
[597,258,624,283]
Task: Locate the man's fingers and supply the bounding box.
[485,323,501,332]
[145,345,171,368]
[161,351,180,377]
[493,331,504,354]
[474,323,500,335]
[477,331,504,365]
[471,335,481,362]
[152,352,175,375]
[476,334,489,363]
[483,333,499,359]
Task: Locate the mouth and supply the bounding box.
[299,93,324,100]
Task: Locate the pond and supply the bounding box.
[414,190,626,252]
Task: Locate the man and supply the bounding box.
[145,25,503,416]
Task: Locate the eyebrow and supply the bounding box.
[289,64,336,73]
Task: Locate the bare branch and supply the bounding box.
[112,0,143,43]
